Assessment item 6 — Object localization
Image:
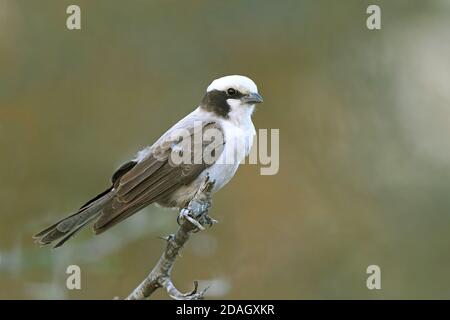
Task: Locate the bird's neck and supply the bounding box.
[227,104,255,129]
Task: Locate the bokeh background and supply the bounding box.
[1,0,450,299]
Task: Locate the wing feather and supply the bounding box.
[93,121,224,233]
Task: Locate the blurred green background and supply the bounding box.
[1,0,450,299]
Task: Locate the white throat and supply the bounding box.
[226,99,255,129]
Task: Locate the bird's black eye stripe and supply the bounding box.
[226,88,245,99]
[200,89,245,118]
[227,88,237,96]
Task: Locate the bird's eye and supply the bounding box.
[227,88,236,96]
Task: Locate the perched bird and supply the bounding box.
[34,75,263,248]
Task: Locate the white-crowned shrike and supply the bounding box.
[34,75,263,247]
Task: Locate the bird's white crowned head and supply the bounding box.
[201,75,263,118]
[207,75,258,94]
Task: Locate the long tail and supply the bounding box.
[33,190,114,248]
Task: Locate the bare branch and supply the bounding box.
[126,175,215,300]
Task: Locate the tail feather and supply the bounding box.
[53,213,101,248]
[33,190,114,248]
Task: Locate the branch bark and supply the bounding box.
[126,175,215,300]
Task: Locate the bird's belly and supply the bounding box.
[160,159,240,209]
[206,161,240,192]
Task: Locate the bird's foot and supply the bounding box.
[177,205,217,232]
[201,214,218,228]
[178,208,205,231]
[177,174,217,232]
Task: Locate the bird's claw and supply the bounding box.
[177,204,217,232]
[202,214,218,228]
[178,208,205,231]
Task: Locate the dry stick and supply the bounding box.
[126,176,215,300]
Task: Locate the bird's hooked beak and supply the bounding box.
[242,92,264,104]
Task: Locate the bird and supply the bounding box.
[33,75,263,248]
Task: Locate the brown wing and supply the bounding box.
[93,121,224,234]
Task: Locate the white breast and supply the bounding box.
[206,107,256,192]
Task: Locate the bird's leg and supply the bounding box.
[197,204,218,228]
[177,174,217,232]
